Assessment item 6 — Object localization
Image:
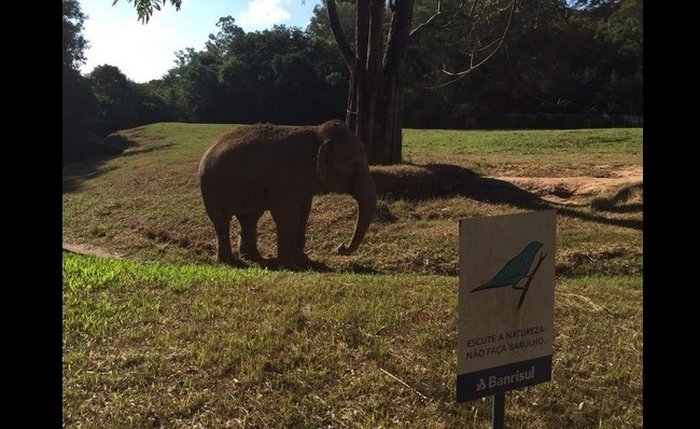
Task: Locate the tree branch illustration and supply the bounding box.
[516,251,546,310]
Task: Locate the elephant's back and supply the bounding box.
[200,125,273,178]
[199,123,319,192]
[215,123,303,149]
[198,126,272,215]
[202,124,318,172]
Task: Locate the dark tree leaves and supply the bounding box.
[63,0,89,69]
[113,0,182,23]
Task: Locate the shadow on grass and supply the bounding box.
[591,182,643,214]
[63,162,118,194]
[63,134,137,194]
[63,134,173,194]
[234,257,380,274]
[219,256,334,274]
[372,163,642,231]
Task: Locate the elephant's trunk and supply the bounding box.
[338,165,377,256]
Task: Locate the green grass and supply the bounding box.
[404,128,642,156]
[63,123,642,275]
[403,128,642,174]
[64,254,641,429]
[63,122,642,428]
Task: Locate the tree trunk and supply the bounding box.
[353,70,403,165]
[328,0,414,165]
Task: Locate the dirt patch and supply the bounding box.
[493,165,642,205]
[63,241,124,260]
[372,163,642,206]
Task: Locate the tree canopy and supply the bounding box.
[63,0,89,69]
[63,0,97,163]
[65,0,642,163]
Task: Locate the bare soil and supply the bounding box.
[494,165,642,205]
[63,241,124,260]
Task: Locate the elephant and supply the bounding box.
[198,120,377,269]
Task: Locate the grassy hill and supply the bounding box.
[63,123,642,428]
[63,123,642,275]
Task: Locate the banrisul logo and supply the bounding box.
[488,366,535,388]
[457,356,553,402]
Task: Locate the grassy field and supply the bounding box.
[63,124,642,275]
[63,123,642,428]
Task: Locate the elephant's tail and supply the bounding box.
[199,175,226,225]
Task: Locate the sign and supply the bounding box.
[457,210,556,402]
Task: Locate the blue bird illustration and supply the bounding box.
[471,241,546,309]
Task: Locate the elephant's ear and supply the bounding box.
[317,139,332,183]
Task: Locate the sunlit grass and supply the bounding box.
[63,254,641,428]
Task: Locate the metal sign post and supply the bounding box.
[456,211,556,426]
[492,392,505,429]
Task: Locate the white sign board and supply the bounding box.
[457,210,555,402]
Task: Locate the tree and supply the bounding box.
[162,18,346,125]
[63,0,97,163]
[63,0,89,69]
[133,81,175,125]
[323,0,414,164]
[208,19,347,124]
[115,0,182,23]
[115,0,518,165]
[171,49,228,122]
[323,0,519,164]
[87,65,140,135]
[63,65,98,163]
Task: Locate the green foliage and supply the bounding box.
[113,0,182,23]
[403,0,642,126]
[616,3,643,53]
[63,0,88,69]
[104,1,641,129]
[133,82,175,125]
[63,65,98,163]
[306,1,356,46]
[85,65,177,136]
[63,0,98,164]
[170,51,226,122]
[164,19,347,124]
[87,65,140,136]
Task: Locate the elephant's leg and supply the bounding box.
[294,195,313,267]
[212,216,236,265]
[236,212,263,262]
[270,198,303,270]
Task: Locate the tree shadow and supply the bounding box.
[63,161,117,194]
[590,182,643,214]
[63,134,173,194]
[372,163,642,231]
[557,207,642,230]
[63,134,137,194]
[220,255,333,273]
[592,203,643,214]
[217,254,381,274]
